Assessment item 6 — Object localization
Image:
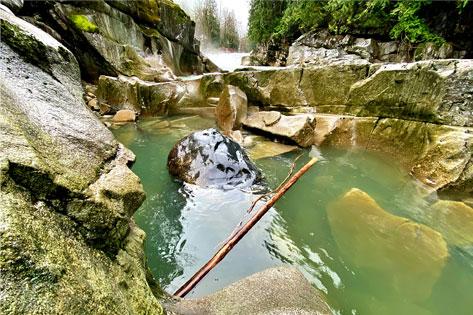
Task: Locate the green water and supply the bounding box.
[112,116,473,315]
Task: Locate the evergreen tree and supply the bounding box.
[220,10,240,50]
[195,0,221,48]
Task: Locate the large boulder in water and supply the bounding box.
[167,128,263,190]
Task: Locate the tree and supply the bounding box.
[220,10,240,50]
[194,0,221,49]
[248,0,287,44]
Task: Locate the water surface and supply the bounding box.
[112,116,473,315]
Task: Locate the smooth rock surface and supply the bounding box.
[327,188,448,301]
[168,267,332,315]
[215,85,248,132]
[0,7,163,314]
[428,200,473,246]
[243,112,316,147]
[167,128,264,190]
[112,109,136,122]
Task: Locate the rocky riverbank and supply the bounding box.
[1,0,472,314]
[0,1,333,314]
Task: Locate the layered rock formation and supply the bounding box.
[0,5,163,314]
[19,0,217,81]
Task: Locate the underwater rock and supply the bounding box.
[167,128,263,190]
[327,188,448,301]
[168,266,332,315]
[427,200,473,246]
[243,111,316,147]
[215,85,248,132]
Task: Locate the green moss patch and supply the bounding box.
[69,15,98,33]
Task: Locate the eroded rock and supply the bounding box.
[327,188,448,301]
[167,128,263,190]
[0,7,162,314]
[243,111,316,147]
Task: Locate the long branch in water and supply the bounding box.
[173,157,318,298]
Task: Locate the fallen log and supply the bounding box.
[174,157,318,298]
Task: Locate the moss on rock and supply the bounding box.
[69,14,98,33]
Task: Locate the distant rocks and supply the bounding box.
[167,128,264,190]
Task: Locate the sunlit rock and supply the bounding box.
[427,200,473,246]
[327,188,448,301]
[246,136,297,160]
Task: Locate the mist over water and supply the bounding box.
[203,51,249,71]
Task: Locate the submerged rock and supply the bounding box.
[327,188,448,301]
[243,111,316,147]
[168,267,332,315]
[167,128,263,190]
[427,200,473,246]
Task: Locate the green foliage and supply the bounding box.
[248,0,287,43]
[221,11,240,49]
[247,0,470,46]
[390,0,444,44]
[195,0,221,47]
[276,0,326,37]
[69,15,98,33]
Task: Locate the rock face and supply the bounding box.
[167,128,264,190]
[327,188,449,301]
[168,267,332,315]
[20,0,216,81]
[0,6,163,314]
[215,85,248,132]
[0,0,22,13]
[243,111,316,147]
[112,109,136,122]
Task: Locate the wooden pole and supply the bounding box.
[173,157,318,298]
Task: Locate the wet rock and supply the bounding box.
[427,200,473,246]
[347,60,473,127]
[168,267,332,315]
[215,85,248,132]
[0,0,22,13]
[112,109,136,122]
[167,128,263,190]
[1,7,163,314]
[243,111,316,147]
[327,188,448,301]
[97,75,184,116]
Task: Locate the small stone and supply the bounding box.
[112,110,136,122]
[87,98,99,110]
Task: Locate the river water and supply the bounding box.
[203,51,249,71]
[112,115,473,315]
